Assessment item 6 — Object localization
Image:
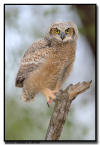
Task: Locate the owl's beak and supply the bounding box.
[60,32,66,40]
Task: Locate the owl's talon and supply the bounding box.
[41,88,58,105]
[47,96,54,105]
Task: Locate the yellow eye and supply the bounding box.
[65,28,70,34]
[56,29,60,34]
[50,28,60,35]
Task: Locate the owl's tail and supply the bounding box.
[21,88,36,103]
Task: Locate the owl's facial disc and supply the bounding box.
[50,27,75,43]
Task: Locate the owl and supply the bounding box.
[15,21,78,105]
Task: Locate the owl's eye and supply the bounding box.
[55,28,60,34]
[50,28,60,35]
[65,28,70,34]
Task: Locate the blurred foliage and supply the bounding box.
[44,7,58,16]
[5,7,19,28]
[5,98,49,140]
[5,97,90,140]
[72,5,96,54]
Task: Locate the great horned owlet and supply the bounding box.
[15,21,78,105]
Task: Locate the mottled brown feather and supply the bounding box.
[15,39,50,87]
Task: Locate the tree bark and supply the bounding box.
[45,81,92,140]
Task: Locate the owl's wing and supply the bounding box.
[15,39,49,88]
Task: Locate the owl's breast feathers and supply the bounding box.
[15,38,76,88]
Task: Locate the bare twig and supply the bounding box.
[45,81,92,140]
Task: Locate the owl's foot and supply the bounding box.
[41,88,57,105]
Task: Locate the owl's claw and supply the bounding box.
[48,97,54,104]
[47,97,54,107]
[41,88,59,106]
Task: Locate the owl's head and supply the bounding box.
[45,21,78,43]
